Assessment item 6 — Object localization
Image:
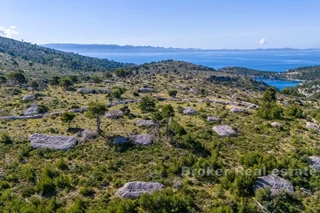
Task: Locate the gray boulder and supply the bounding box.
[130,134,153,145]
[77,88,110,94]
[116,181,165,199]
[22,95,36,101]
[106,110,124,119]
[29,134,78,150]
[188,88,198,94]
[0,114,45,120]
[231,108,246,113]
[137,120,156,127]
[254,174,294,196]
[24,104,39,115]
[139,87,155,93]
[114,136,128,145]
[69,108,88,113]
[309,156,320,171]
[183,107,197,115]
[271,122,284,129]
[207,117,220,122]
[306,122,319,131]
[212,125,237,137]
[109,99,140,107]
[80,129,96,143]
[248,104,259,110]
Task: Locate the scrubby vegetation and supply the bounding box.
[1,37,320,212]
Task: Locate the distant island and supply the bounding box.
[42,43,320,53]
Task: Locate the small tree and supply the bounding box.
[104,72,113,78]
[59,78,73,90]
[60,112,76,130]
[168,90,178,98]
[7,72,27,86]
[162,104,175,139]
[139,96,156,113]
[91,75,102,84]
[258,87,283,120]
[69,75,78,83]
[86,102,107,134]
[0,76,7,88]
[111,86,126,99]
[49,76,60,86]
[30,80,39,95]
[151,110,163,138]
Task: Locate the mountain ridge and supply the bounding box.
[42,43,320,53]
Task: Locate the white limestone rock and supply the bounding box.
[136,120,156,127]
[212,125,237,137]
[130,134,153,145]
[106,110,124,119]
[183,107,197,115]
[254,175,294,196]
[29,134,78,150]
[116,181,165,199]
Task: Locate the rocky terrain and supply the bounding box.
[1,37,320,212]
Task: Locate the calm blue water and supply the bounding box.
[79,49,320,90]
[255,79,301,91]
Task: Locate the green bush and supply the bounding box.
[139,96,156,113]
[80,187,95,197]
[36,176,56,196]
[0,133,12,144]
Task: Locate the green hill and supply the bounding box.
[284,66,320,80]
[218,66,278,78]
[0,36,131,77]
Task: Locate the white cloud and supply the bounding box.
[0,26,19,38]
[258,38,267,45]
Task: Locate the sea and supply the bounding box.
[80,49,320,90]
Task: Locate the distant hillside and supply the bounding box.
[283,66,320,80]
[0,37,131,76]
[135,60,215,72]
[218,66,278,78]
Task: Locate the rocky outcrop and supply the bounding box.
[212,125,237,137]
[114,136,128,145]
[139,87,155,93]
[116,181,165,199]
[77,88,110,94]
[136,120,156,127]
[271,122,284,129]
[156,97,179,101]
[254,175,294,196]
[248,104,259,110]
[0,114,45,120]
[107,99,140,107]
[207,117,220,122]
[22,95,36,101]
[189,88,198,94]
[306,122,319,131]
[231,108,247,113]
[24,104,39,115]
[69,108,88,113]
[80,129,96,143]
[200,99,214,103]
[309,156,320,171]
[29,134,78,150]
[183,107,197,115]
[130,134,153,145]
[106,110,124,119]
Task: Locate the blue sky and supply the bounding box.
[1,0,319,49]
